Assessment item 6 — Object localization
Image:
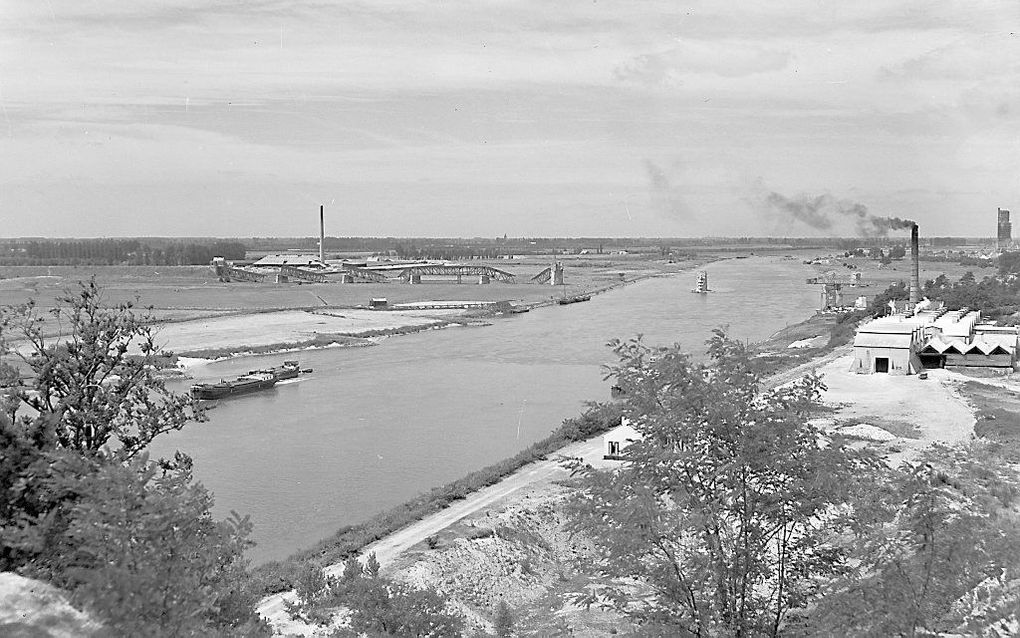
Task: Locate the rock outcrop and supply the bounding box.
[0,572,103,638]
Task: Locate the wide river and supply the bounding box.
[154,255,818,563]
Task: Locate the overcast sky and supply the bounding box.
[1,1,1017,238]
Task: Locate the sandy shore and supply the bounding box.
[154,308,469,358]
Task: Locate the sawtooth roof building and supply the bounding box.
[851,307,1018,375]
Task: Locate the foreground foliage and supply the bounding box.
[568,332,878,636]
[568,331,1020,637]
[0,280,268,636]
[288,555,464,637]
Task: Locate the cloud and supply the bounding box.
[615,41,790,86]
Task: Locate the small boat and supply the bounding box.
[191,372,278,400]
[557,294,591,305]
[691,271,711,294]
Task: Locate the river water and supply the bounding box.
[154,256,818,563]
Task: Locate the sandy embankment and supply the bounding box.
[816,354,976,456]
[153,308,470,359]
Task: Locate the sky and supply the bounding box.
[0,1,1017,238]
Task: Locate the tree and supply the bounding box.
[802,442,1020,636]
[1,277,200,455]
[290,556,463,637]
[566,332,879,637]
[56,453,265,637]
[0,280,267,636]
[999,251,1020,275]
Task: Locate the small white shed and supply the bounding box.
[603,419,642,459]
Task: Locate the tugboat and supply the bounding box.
[190,372,278,400]
[250,360,301,380]
[691,271,711,294]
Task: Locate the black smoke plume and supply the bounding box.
[762,191,914,237]
[644,160,689,218]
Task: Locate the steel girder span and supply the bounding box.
[220,266,267,282]
[531,267,552,283]
[398,265,516,282]
[278,264,329,283]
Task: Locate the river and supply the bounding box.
[154,255,818,563]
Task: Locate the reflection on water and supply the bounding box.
[153,256,818,562]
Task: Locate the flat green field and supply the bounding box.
[0,255,692,342]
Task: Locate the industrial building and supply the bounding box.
[851,220,1018,374]
[250,254,329,269]
[850,319,924,374]
[852,308,1019,374]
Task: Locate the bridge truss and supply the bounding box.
[398,264,516,282]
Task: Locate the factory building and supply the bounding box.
[850,319,925,375]
[852,308,1019,374]
[250,254,328,269]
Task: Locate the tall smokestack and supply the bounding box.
[319,205,325,263]
[909,223,920,307]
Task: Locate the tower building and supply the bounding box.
[998,208,1012,250]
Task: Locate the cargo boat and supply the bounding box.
[190,372,278,400]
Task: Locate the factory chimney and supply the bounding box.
[319,205,325,264]
[909,223,920,307]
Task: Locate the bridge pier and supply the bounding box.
[478,275,490,284]
[457,274,463,284]
[410,273,421,284]
[551,262,565,286]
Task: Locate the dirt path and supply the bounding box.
[763,344,854,390]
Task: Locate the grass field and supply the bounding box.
[0,255,694,352]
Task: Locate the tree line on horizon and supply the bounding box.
[0,239,247,267]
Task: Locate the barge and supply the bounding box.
[191,372,278,400]
[191,361,310,400]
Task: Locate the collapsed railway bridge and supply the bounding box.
[396,264,515,283]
